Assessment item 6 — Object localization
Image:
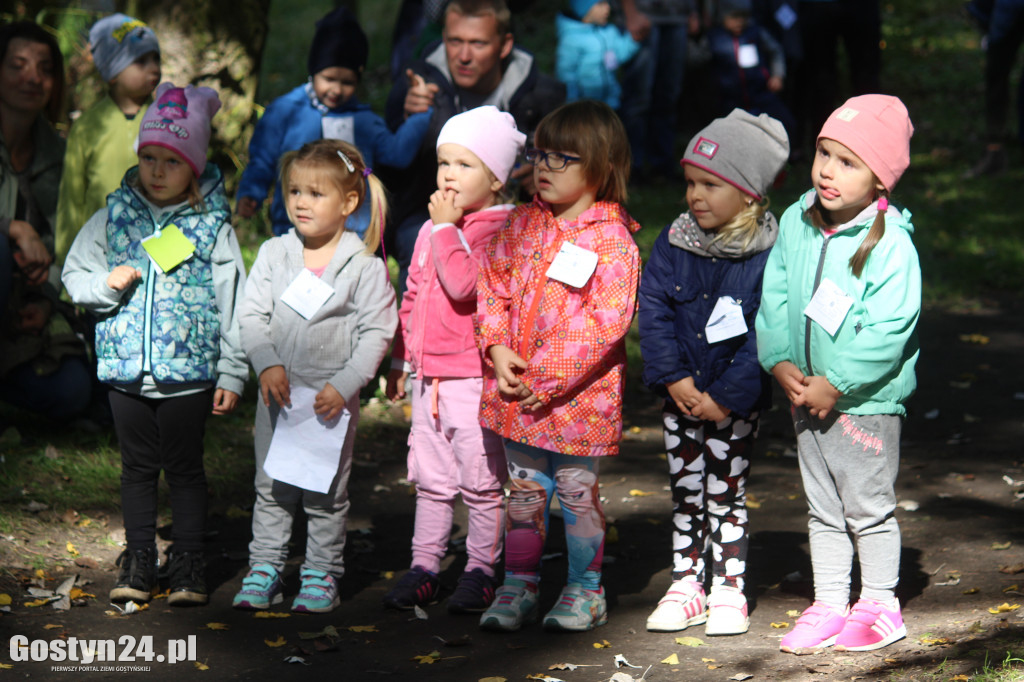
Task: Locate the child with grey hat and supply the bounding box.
[56,13,161,266]
[638,108,789,636]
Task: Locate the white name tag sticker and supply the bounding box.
[280,269,335,320]
[705,296,748,344]
[738,44,760,68]
[803,277,854,336]
[545,242,598,288]
[321,116,355,143]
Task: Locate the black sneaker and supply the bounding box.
[166,551,208,606]
[382,566,439,610]
[447,568,497,614]
[110,546,157,603]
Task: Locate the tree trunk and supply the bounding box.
[136,0,271,186]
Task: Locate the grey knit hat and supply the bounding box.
[89,13,160,82]
[681,109,789,200]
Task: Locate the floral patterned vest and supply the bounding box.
[95,167,229,385]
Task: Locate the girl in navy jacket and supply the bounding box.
[638,109,788,637]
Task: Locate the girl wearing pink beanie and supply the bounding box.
[382,106,525,614]
[756,94,920,653]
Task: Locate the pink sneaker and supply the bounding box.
[834,598,907,651]
[779,602,849,652]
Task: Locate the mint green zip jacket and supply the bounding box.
[755,190,921,416]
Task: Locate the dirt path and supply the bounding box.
[2,300,1023,681]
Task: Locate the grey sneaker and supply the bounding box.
[479,578,539,631]
[543,584,608,631]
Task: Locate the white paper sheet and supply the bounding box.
[545,242,598,288]
[263,386,350,494]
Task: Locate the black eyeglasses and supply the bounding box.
[525,148,581,170]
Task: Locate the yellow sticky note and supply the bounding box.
[142,224,195,273]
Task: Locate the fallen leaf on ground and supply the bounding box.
[264,636,287,648]
[614,654,640,668]
[24,598,52,607]
[69,588,94,600]
[610,675,636,682]
[661,653,679,664]
[959,333,989,344]
[282,656,309,665]
[628,489,655,497]
[728,675,753,681]
[194,661,209,670]
[253,611,289,619]
[920,636,951,645]
[548,663,596,670]
[65,542,79,556]
[298,625,339,639]
[43,623,63,630]
[675,636,704,647]
[786,610,800,617]
[413,605,428,620]
[0,594,11,606]
[0,663,12,669]
[593,640,611,648]
[1002,584,1020,593]
[525,676,563,682]
[412,651,440,664]
[347,625,378,632]
[771,622,789,628]
[963,587,980,594]
[988,603,1020,614]
[204,623,229,630]
[949,676,969,682]
[991,541,1012,551]
[1000,563,1024,574]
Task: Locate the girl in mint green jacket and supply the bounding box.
[755,95,919,655]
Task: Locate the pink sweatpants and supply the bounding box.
[407,377,507,575]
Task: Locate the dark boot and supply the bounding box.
[166,551,208,606]
[110,546,157,603]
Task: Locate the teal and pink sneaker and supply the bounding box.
[232,563,283,610]
[834,598,907,651]
[290,568,340,613]
[779,602,849,652]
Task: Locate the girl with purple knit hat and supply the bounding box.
[63,83,248,607]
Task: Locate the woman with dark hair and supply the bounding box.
[0,21,90,422]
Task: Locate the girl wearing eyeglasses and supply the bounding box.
[475,100,641,633]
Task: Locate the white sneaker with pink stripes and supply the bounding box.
[834,598,907,651]
[646,579,707,632]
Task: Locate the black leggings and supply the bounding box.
[109,390,212,551]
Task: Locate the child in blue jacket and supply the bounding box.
[639,109,788,637]
[236,7,431,236]
[555,0,639,109]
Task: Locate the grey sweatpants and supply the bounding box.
[793,406,901,607]
[248,397,359,578]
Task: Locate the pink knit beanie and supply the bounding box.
[138,82,221,176]
[436,105,527,184]
[817,94,914,191]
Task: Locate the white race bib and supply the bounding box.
[738,44,760,68]
[321,116,355,143]
[705,296,748,343]
[545,242,598,288]
[280,269,335,320]
[803,277,854,336]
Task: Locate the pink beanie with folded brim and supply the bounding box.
[138,82,221,177]
[817,94,914,191]
[436,105,527,184]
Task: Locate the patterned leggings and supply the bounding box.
[503,441,605,591]
[663,401,757,591]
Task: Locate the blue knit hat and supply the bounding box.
[89,13,160,82]
[570,0,601,20]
